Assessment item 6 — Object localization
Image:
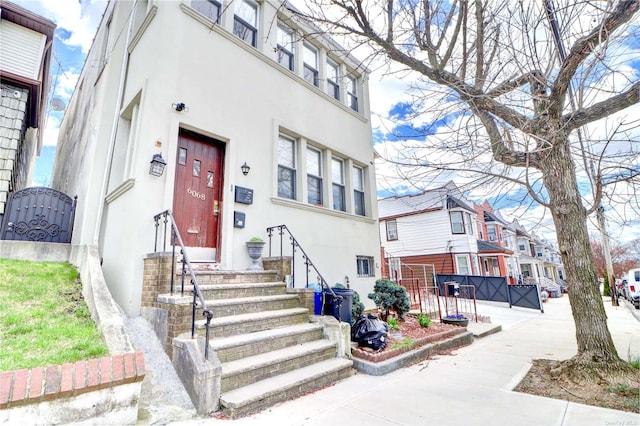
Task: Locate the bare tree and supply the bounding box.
[590,238,640,278]
[290,0,640,380]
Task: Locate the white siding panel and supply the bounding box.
[381,210,453,257]
[0,21,46,80]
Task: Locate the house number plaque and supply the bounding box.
[234,186,253,205]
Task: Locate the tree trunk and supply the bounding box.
[541,132,620,365]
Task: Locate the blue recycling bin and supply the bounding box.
[323,287,353,324]
[307,283,323,315]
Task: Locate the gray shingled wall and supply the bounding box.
[0,85,29,215]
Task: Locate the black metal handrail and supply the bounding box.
[266,224,342,315]
[153,209,214,359]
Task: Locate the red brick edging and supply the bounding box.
[351,328,466,362]
[0,351,145,409]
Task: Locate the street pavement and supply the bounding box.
[170,294,640,426]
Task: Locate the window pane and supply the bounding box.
[347,75,358,111]
[303,44,317,68]
[303,44,318,86]
[327,61,338,81]
[357,256,374,277]
[277,24,294,71]
[192,0,220,22]
[386,220,398,240]
[327,61,340,99]
[352,166,363,190]
[307,148,321,176]
[236,0,256,25]
[278,166,295,199]
[277,24,293,48]
[304,65,318,86]
[278,136,295,167]
[178,148,187,165]
[331,158,344,184]
[354,190,365,216]
[207,171,213,188]
[193,159,201,177]
[456,256,470,275]
[233,19,256,46]
[450,211,464,234]
[332,184,345,211]
[308,176,322,205]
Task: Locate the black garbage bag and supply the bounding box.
[352,313,389,350]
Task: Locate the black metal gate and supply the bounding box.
[437,274,543,312]
[0,187,77,243]
[508,284,544,312]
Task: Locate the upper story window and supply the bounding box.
[347,74,358,111]
[487,224,498,241]
[353,166,365,216]
[327,60,340,100]
[192,0,221,23]
[332,157,346,211]
[518,239,527,251]
[303,43,319,87]
[234,0,258,47]
[450,211,464,234]
[277,135,296,200]
[277,23,294,71]
[307,147,323,206]
[386,219,398,241]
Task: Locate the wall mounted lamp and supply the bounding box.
[241,162,251,176]
[172,102,188,112]
[149,153,167,177]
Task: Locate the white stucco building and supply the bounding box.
[52,0,381,315]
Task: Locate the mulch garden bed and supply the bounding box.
[350,315,468,363]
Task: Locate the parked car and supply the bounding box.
[623,269,640,309]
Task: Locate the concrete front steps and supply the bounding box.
[188,272,352,418]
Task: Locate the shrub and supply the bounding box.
[368,279,410,321]
[417,313,431,328]
[603,274,611,297]
[351,289,365,324]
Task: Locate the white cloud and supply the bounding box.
[42,115,61,147]
[15,0,107,54]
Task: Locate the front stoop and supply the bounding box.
[151,267,352,418]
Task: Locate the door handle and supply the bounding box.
[213,200,219,216]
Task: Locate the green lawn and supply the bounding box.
[0,259,109,371]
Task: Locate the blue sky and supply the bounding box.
[15,0,640,245]
[14,0,106,185]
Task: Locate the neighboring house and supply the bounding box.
[536,236,564,283]
[51,0,380,315]
[378,181,479,277]
[474,200,516,280]
[0,1,55,218]
[511,219,545,283]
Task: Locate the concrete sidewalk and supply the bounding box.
[177,295,640,426]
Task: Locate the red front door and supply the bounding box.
[172,130,224,253]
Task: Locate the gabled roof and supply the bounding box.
[378,181,475,220]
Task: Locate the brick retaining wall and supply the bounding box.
[0,351,145,409]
